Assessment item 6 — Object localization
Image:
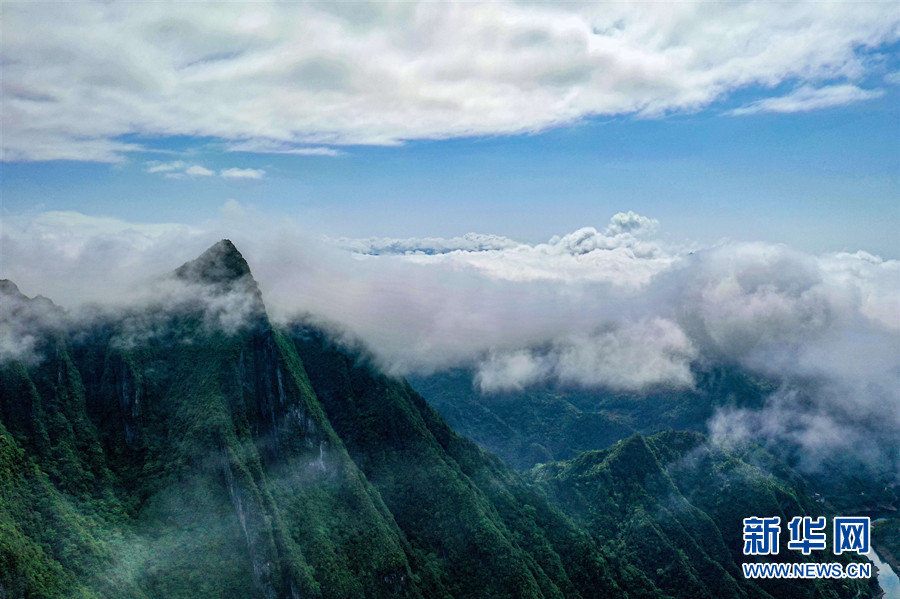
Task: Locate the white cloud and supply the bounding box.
[390,218,674,287]
[0,280,66,366]
[2,207,897,474]
[708,381,897,474]
[147,160,215,178]
[604,211,660,238]
[146,160,187,174]
[476,318,697,392]
[1,137,144,164]
[729,84,884,115]
[554,318,697,390]
[3,2,898,161]
[185,164,214,177]
[146,161,259,179]
[220,167,265,180]
[476,350,552,392]
[0,211,204,304]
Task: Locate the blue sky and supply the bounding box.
[2,2,899,257]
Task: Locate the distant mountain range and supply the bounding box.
[0,240,887,598]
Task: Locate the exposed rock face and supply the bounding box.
[252,330,291,463]
[221,448,279,599]
[115,360,142,447]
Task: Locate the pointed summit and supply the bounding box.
[174,239,253,285]
[171,239,268,329]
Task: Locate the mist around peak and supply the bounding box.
[2,207,898,484]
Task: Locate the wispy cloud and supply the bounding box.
[185,165,214,177]
[729,84,884,116]
[220,167,265,180]
[476,318,697,392]
[146,160,187,174]
[147,160,213,178]
[3,3,898,162]
[226,139,343,156]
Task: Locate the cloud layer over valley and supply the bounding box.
[1,207,898,476]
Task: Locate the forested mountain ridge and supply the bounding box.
[411,368,898,517]
[0,241,881,598]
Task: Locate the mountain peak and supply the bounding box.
[0,279,26,299]
[0,279,57,311]
[174,239,253,286]
[172,239,269,329]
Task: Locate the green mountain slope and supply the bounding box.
[531,431,881,599]
[409,368,774,470]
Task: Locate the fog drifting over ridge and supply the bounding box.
[2,206,898,475]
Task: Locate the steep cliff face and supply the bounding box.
[288,326,635,599]
[1,243,418,599]
[0,242,883,599]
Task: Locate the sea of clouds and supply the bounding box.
[1,205,898,476]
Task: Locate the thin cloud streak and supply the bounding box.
[220,168,265,180]
[225,140,344,156]
[729,84,885,115]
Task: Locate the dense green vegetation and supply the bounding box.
[409,367,774,470]
[0,240,885,598]
[411,369,898,518]
[531,432,880,599]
